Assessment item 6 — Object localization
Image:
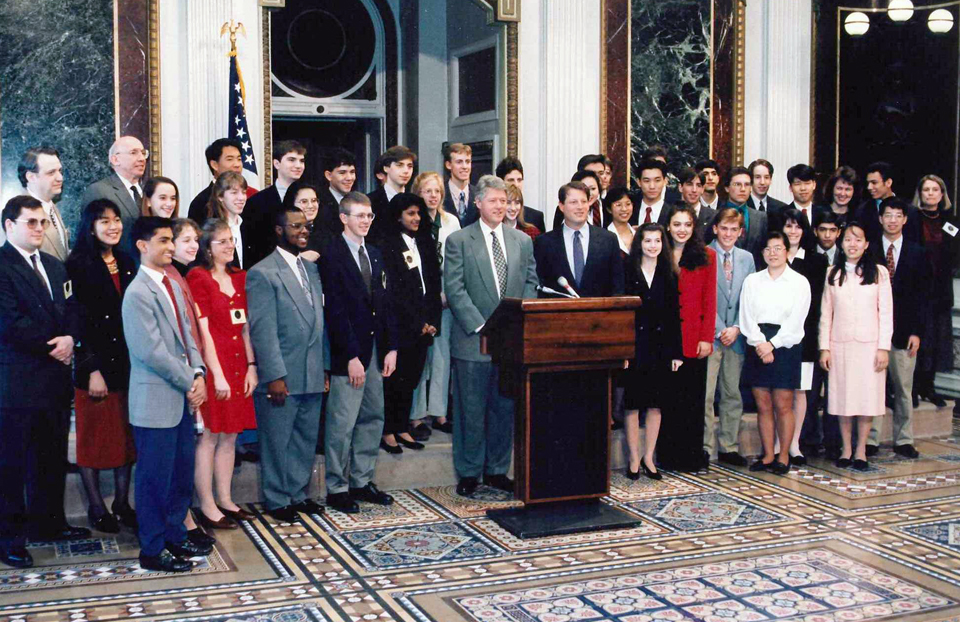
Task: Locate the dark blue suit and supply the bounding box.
[533,225,625,298]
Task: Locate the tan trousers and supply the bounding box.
[868,347,916,447]
[704,344,745,455]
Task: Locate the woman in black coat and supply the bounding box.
[66,199,138,533]
[379,193,443,454]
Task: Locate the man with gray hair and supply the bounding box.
[79,136,148,251]
[444,175,539,497]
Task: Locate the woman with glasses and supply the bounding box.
[739,231,811,475]
[186,219,258,529]
[285,182,323,262]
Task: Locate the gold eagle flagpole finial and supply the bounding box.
[220,19,247,57]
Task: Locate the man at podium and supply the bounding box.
[444,175,539,497]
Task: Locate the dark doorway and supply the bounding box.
[272,117,382,194]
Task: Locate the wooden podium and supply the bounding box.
[480,296,643,538]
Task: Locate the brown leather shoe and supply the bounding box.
[197,511,239,530]
[218,505,256,522]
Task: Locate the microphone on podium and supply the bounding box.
[537,285,576,299]
[557,276,581,299]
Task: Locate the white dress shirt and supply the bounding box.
[276,180,290,202]
[28,191,66,250]
[478,219,507,299]
[276,246,306,290]
[739,265,812,349]
[751,193,767,211]
[385,184,402,203]
[882,235,903,269]
[330,187,345,205]
[817,244,838,266]
[607,222,634,255]
[227,214,244,267]
[402,232,427,293]
[116,172,142,207]
[140,264,177,315]
[639,197,665,224]
[448,179,469,210]
[342,233,370,273]
[700,194,719,211]
[12,242,52,298]
[562,222,590,277]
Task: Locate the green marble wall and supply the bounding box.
[0,0,115,232]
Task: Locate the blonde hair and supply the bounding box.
[412,171,447,216]
[913,174,953,212]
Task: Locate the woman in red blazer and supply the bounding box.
[658,205,717,472]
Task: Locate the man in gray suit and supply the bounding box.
[122,217,208,573]
[79,136,148,252]
[19,147,70,261]
[247,206,330,523]
[444,175,539,497]
[704,208,756,466]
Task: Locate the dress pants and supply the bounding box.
[800,362,840,452]
[325,345,385,494]
[412,307,453,420]
[132,408,194,557]
[869,348,916,446]
[0,407,70,548]
[255,392,324,510]
[704,345,745,455]
[450,358,514,479]
[383,341,429,435]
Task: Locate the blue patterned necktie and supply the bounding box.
[573,230,585,286]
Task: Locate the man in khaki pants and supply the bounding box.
[704,209,756,465]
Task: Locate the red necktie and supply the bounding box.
[644,206,652,224]
[161,275,188,346]
[802,207,808,222]
[591,202,601,226]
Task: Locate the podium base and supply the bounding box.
[486,500,643,539]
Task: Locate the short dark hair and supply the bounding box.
[764,230,788,248]
[387,192,427,230]
[558,181,590,204]
[723,166,752,188]
[2,195,43,230]
[678,167,705,185]
[636,158,668,178]
[865,161,893,182]
[577,154,605,170]
[17,146,60,187]
[879,196,911,217]
[571,170,600,188]
[748,158,775,178]
[382,145,417,171]
[204,138,243,176]
[695,158,720,173]
[131,216,174,245]
[274,206,305,230]
[640,145,669,161]
[814,210,841,228]
[323,148,356,173]
[786,164,817,184]
[604,186,632,208]
[340,191,372,216]
[495,156,524,180]
[272,139,306,162]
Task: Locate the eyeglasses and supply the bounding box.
[211,238,236,246]
[763,246,786,254]
[123,149,150,158]
[295,198,320,206]
[284,223,309,231]
[347,213,375,222]
[15,217,51,230]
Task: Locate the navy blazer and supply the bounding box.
[0,243,81,410]
[789,250,829,362]
[306,187,344,255]
[533,225,625,298]
[380,232,443,347]
[320,235,398,375]
[523,206,545,233]
[855,199,922,250]
[878,239,930,350]
[442,183,480,227]
[243,184,284,268]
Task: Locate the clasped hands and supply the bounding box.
[755,341,775,365]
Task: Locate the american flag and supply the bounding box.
[229,53,259,190]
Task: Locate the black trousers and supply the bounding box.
[0,407,70,548]
[800,363,840,452]
[658,356,708,471]
[383,342,430,435]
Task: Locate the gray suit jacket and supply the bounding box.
[80,173,142,251]
[246,249,330,395]
[710,241,756,355]
[39,203,70,261]
[444,221,539,362]
[122,268,204,428]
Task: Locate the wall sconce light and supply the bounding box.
[928,8,955,33]
[844,11,871,36]
[888,0,915,23]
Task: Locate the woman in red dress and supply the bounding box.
[187,219,258,529]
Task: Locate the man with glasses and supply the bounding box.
[320,192,398,514]
[80,136,149,251]
[0,196,88,568]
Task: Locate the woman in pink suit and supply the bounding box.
[819,221,893,471]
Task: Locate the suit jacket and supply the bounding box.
[533,225,625,298]
[677,247,718,358]
[918,208,960,313]
[80,173,142,252]
[0,243,81,410]
[380,232,443,347]
[881,239,930,350]
[854,199,922,249]
[320,235,398,375]
[307,187,344,255]
[709,242,755,354]
[444,221,539,362]
[728,203,769,268]
[40,203,70,261]
[246,249,330,394]
[697,205,717,244]
[366,186,392,244]
[121,267,205,428]
[788,249,829,361]
[188,183,214,224]
[624,260,683,362]
[523,206,545,233]
[819,264,893,349]
[747,195,788,218]
[443,183,480,227]
[243,184,284,268]
[66,249,137,391]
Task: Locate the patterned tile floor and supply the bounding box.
[6,417,960,621]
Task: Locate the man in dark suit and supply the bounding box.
[552,170,603,231]
[242,140,306,268]
[775,164,821,231]
[444,175,539,497]
[677,167,715,243]
[746,158,788,216]
[535,181,624,298]
[495,155,545,232]
[865,198,929,459]
[723,166,768,267]
[187,138,256,223]
[441,143,479,227]
[321,192,399,514]
[368,146,417,243]
[79,136,148,252]
[307,149,357,255]
[639,146,683,207]
[695,159,723,212]
[633,158,676,228]
[0,196,88,568]
[855,161,921,248]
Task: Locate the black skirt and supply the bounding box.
[742,323,802,389]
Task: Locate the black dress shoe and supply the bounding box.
[350,482,394,505]
[139,549,193,573]
[749,459,771,472]
[432,418,453,434]
[456,476,478,497]
[166,538,213,557]
[865,444,879,457]
[913,394,921,409]
[0,546,32,568]
[218,505,256,522]
[294,498,325,515]
[718,452,748,467]
[789,455,807,466]
[641,458,662,481]
[482,474,514,493]
[853,459,869,471]
[409,423,432,441]
[625,467,640,480]
[395,435,425,450]
[89,511,120,534]
[34,524,91,542]
[836,457,852,468]
[379,438,403,454]
[931,394,948,408]
[187,528,216,548]
[326,492,360,514]
[769,460,791,476]
[112,503,138,529]
[266,505,299,522]
[197,511,238,530]
[894,444,920,459]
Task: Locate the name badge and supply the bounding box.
[402,249,420,270]
[381,271,388,289]
[230,308,247,325]
[944,222,958,237]
[63,280,73,299]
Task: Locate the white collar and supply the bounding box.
[140,263,167,286]
[479,219,503,237]
[116,172,140,190]
[10,242,41,264]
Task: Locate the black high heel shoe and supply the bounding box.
[379,438,403,454]
[625,464,640,480]
[641,458,662,481]
[394,434,424,450]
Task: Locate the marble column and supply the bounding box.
[518,0,601,227]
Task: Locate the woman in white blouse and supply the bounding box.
[605,187,636,258]
[409,172,461,437]
[739,231,811,475]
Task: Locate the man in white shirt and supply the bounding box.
[79,136,148,251]
[18,147,69,261]
[695,159,722,212]
[244,140,307,267]
[443,143,479,227]
[747,158,788,215]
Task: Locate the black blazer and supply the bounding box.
[533,225,625,298]
[854,199,922,250]
[918,209,960,313]
[243,184,284,268]
[320,235,398,375]
[879,239,930,350]
[380,233,442,348]
[306,187,344,255]
[747,195,788,218]
[789,251,829,362]
[0,243,81,410]
[442,183,480,227]
[66,250,137,391]
[523,206,545,232]
[187,183,214,224]
[366,186,392,245]
[625,260,682,363]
